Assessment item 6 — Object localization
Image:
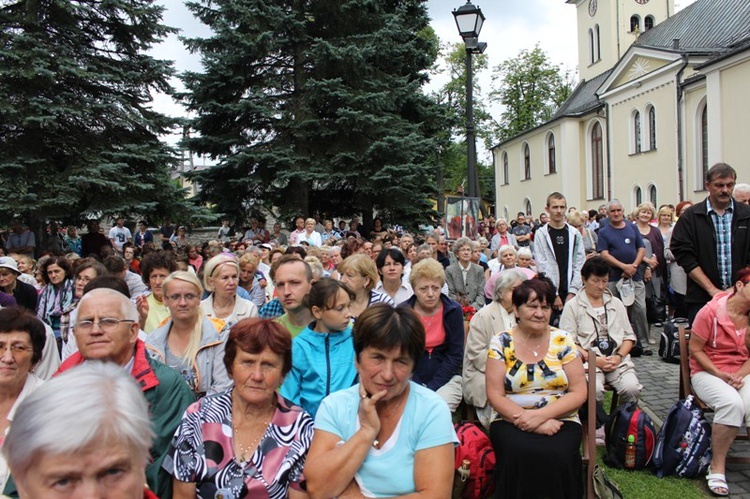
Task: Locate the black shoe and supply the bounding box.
[642,349,653,356]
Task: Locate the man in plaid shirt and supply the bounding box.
[672,163,750,324]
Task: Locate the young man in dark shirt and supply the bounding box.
[533,192,585,326]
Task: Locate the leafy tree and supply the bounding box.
[0,0,195,240]
[490,44,575,142]
[431,42,494,202]
[181,0,444,229]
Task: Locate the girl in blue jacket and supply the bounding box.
[280,278,358,417]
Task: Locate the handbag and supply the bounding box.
[592,465,624,499]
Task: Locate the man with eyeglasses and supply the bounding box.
[56,287,195,499]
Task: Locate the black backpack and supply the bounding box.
[652,395,712,478]
[658,318,689,364]
[604,402,657,469]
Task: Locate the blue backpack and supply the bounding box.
[604,401,657,469]
[652,395,712,478]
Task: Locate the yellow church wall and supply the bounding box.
[606,80,681,211]
[718,61,750,172]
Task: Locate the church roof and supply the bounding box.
[551,69,610,119]
[635,0,750,53]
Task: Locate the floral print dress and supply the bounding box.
[487,327,580,423]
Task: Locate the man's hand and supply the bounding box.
[621,263,638,277]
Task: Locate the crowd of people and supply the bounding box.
[0,163,748,498]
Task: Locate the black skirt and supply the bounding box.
[489,419,582,499]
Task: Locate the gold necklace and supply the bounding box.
[233,398,276,464]
[517,334,547,357]
[234,418,271,463]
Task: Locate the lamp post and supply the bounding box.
[453,1,486,200]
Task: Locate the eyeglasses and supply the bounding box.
[74,318,135,334]
[165,293,200,302]
[75,275,93,283]
[0,344,33,356]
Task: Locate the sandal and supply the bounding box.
[706,467,729,497]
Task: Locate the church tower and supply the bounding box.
[567,0,674,81]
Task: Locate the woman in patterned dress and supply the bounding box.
[165,318,313,498]
[486,277,587,499]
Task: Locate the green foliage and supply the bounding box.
[490,44,575,143]
[430,42,494,201]
[182,0,444,229]
[0,0,199,229]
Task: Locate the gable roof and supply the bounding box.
[635,0,750,53]
[551,69,610,119]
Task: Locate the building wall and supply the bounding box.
[573,0,673,82]
[717,58,750,171]
[495,122,568,220]
[606,79,680,211]
[682,81,707,197]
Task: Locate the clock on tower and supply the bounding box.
[588,0,598,16]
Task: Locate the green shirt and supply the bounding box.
[275,313,307,338]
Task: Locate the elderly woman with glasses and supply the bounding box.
[0,308,47,491]
[59,258,107,361]
[146,271,231,396]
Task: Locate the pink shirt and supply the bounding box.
[420,304,446,354]
[690,291,749,375]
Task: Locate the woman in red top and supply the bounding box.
[400,258,464,412]
[689,266,750,496]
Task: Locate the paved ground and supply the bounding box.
[631,326,750,497]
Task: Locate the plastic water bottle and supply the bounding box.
[624,434,637,469]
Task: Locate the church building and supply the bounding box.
[491,0,750,219]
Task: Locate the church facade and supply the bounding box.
[491,0,750,219]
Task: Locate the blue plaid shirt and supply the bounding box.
[259,297,284,319]
[706,197,734,289]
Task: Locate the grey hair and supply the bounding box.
[607,199,623,211]
[477,237,488,245]
[517,247,533,259]
[452,237,472,255]
[2,362,154,479]
[734,183,750,195]
[497,244,517,257]
[416,243,433,257]
[493,269,529,302]
[469,240,481,250]
[304,256,324,280]
[78,287,138,322]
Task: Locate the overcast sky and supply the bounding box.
[151,0,697,159]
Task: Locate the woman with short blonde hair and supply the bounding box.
[401,258,464,411]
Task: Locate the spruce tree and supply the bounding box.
[0,0,190,232]
[182,0,443,228]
